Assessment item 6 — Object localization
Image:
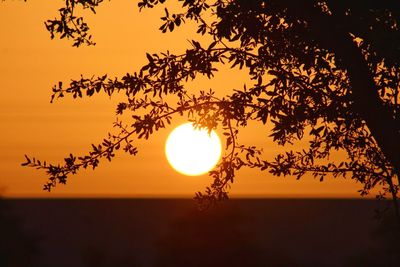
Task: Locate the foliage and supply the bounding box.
[22,0,400,208]
[45,0,103,47]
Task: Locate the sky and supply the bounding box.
[0,0,368,198]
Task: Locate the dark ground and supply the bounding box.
[1,198,399,267]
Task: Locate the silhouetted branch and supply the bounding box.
[21,0,400,212]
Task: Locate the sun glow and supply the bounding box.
[165,123,222,176]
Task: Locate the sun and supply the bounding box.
[165,122,222,176]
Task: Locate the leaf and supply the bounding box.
[146,53,153,63]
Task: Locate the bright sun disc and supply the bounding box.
[165,123,222,176]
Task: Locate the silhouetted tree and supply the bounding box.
[23,1,400,209]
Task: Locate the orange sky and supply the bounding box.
[0,1,368,198]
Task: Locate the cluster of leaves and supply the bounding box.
[22,120,137,191]
[23,0,400,208]
[45,0,104,47]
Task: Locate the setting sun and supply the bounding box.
[165,123,222,176]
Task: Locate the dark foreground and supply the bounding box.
[1,198,399,267]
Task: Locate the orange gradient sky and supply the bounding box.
[0,1,369,198]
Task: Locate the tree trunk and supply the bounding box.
[319,17,400,177]
[284,2,400,177]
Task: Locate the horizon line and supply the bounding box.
[2,193,376,199]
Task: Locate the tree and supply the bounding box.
[23,0,400,210]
